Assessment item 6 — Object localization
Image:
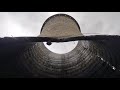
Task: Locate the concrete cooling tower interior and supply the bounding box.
[0,14,120,78]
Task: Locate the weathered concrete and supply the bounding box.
[0,38,120,78]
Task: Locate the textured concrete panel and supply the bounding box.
[40,14,82,37]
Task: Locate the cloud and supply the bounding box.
[0,12,120,37]
[75,12,120,35]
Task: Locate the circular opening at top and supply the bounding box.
[43,41,78,54]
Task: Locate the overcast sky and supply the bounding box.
[0,12,120,37]
[1,12,120,54]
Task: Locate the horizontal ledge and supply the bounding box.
[0,35,120,43]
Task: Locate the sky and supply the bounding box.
[0,12,120,37]
[0,12,120,54]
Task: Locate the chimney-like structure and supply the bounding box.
[0,14,120,78]
[40,14,83,38]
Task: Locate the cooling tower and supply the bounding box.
[0,14,120,78]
